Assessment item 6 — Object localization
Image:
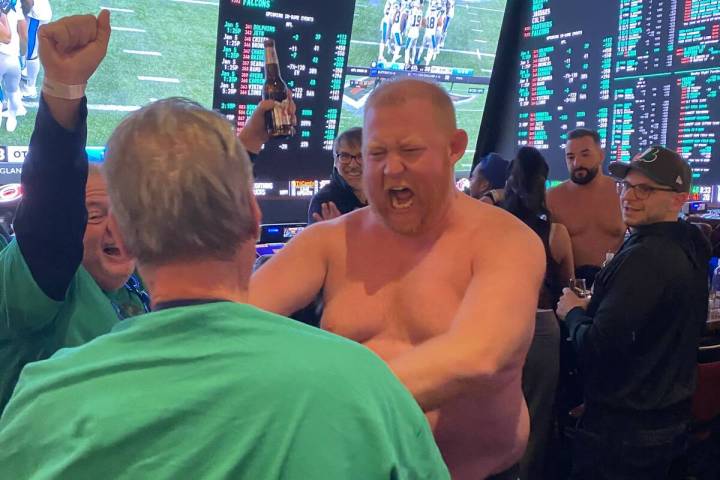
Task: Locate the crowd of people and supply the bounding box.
[0,11,713,480]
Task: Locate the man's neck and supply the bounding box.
[569,173,608,191]
[141,247,254,308]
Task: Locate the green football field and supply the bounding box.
[1,0,219,147]
[348,0,506,75]
[341,0,506,172]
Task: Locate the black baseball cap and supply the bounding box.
[608,146,691,193]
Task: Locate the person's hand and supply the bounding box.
[556,288,590,320]
[239,90,297,154]
[39,10,111,85]
[311,202,342,223]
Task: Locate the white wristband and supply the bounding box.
[42,78,87,100]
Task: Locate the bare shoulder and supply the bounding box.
[454,195,545,267]
[547,180,570,200]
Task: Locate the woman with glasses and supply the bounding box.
[308,127,368,223]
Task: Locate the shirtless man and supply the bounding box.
[250,78,545,479]
[547,128,625,286]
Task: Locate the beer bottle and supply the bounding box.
[262,39,295,138]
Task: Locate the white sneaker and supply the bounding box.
[6,116,17,132]
[21,85,37,100]
[16,103,27,116]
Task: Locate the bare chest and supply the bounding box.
[321,242,471,346]
[553,191,624,238]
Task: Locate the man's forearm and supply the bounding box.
[388,332,513,411]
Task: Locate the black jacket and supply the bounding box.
[566,220,710,420]
[307,168,366,224]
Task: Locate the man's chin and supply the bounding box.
[94,263,135,292]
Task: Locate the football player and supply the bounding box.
[378,0,394,62]
[21,0,51,100]
[0,0,23,132]
[404,0,423,65]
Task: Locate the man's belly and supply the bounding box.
[363,337,529,480]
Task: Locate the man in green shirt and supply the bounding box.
[0,10,141,412]
[0,12,449,479]
[0,8,280,413]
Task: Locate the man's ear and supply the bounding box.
[449,129,469,167]
[250,195,262,240]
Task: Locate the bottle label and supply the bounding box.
[271,99,292,128]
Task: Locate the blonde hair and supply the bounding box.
[364,78,457,131]
[104,98,255,266]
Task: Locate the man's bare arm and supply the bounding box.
[388,219,545,411]
[249,223,331,315]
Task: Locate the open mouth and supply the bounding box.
[103,245,122,257]
[388,186,414,210]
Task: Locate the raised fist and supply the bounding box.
[39,10,111,85]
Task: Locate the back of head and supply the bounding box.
[364,78,457,132]
[502,146,550,224]
[104,98,256,266]
[477,152,510,190]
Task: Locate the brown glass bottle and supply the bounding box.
[262,39,295,138]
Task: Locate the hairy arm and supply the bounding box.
[388,217,545,411]
[249,222,331,315]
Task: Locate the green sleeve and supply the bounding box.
[0,240,63,333]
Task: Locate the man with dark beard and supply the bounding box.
[251,78,545,479]
[547,129,625,286]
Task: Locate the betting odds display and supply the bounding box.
[500,0,720,201]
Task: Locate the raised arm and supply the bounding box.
[13,11,111,301]
[249,222,331,315]
[388,218,545,411]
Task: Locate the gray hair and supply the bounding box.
[104,97,256,266]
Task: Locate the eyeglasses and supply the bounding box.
[616,181,676,200]
[336,152,362,165]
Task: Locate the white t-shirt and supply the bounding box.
[0,3,21,56]
[30,0,52,22]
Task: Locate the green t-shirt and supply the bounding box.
[0,240,120,412]
[0,235,7,251]
[0,302,449,479]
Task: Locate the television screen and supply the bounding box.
[1,0,509,202]
[1,0,218,168]
[339,0,507,173]
[495,0,720,202]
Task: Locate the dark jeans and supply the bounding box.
[569,413,688,480]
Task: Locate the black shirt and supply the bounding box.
[307,168,366,224]
[566,220,710,419]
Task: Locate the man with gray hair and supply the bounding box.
[251,77,545,479]
[0,7,288,415]
[0,13,449,479]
